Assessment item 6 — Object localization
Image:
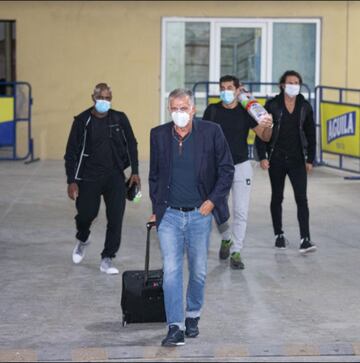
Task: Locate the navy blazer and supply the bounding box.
[149,119,235,228]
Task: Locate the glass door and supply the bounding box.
[212,22,267,94]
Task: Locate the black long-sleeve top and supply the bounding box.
[64,108,139,184]
[255,93,316,164]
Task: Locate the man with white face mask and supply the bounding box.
[149,88,234,346]
[64,83,140,274]
[255,70,317,254]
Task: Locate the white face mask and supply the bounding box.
[171,111,190,128]
[284,84,300,98]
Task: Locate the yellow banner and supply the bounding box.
[0,97,14,123]
[207,96,267,145]
[320,103,360,157]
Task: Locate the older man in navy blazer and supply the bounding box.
[149,88,234,347]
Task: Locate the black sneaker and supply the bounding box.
[185,317,200,338]
[275,234,288,249]
[219,239,233,260]
[230,252,245,270]
[299,237,317,254]
[161,325,185,347]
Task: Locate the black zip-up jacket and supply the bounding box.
[255,93,316,164]
[64,108,139,184]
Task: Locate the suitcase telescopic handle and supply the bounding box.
[144,221,156,284]
[146,221,156,230]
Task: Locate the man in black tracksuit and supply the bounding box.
[255,70,317,254]
[64,83,140,274]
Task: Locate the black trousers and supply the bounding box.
[75,172,126,259]
[268,155,310,240]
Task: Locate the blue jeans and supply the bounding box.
[158,207,212,330]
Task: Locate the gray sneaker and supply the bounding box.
[72,239,90,264]
[100,257,119,275]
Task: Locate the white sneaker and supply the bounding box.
[100,257,119,275]
[72,239,90,264]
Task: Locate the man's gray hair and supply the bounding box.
[168,88,194,106]
[93,83,112,96]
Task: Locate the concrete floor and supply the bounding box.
[0,160,360,362]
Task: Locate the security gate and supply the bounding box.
[0,81,39,163]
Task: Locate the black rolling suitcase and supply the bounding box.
[121,221,166,326]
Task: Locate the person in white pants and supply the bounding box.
[203,75,273,269]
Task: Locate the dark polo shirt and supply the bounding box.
[168,131,202,208]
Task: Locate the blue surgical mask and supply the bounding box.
[95,99,111,113]
[220,90,235,105]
